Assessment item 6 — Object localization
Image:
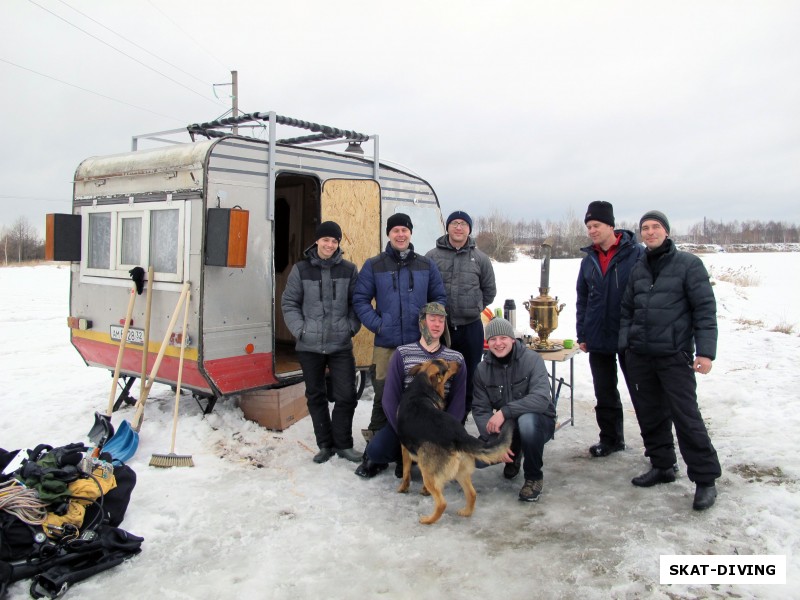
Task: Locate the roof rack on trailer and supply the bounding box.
[130,111,382,205]
[131,111,372,153]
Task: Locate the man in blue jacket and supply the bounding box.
[353,213,447,450]
[576,201,644,458]
[620,210,721,511]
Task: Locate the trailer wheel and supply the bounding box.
[355,369,367,400]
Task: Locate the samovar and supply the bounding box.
[523,238,566,349]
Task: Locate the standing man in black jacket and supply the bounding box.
[576,201,644,458]
[619,210,721,510]
[281,221,362,464]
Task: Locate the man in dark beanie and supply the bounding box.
[472,318,555,502]
[353,211,446,465]
[427,209,496,420]
[638,210,670,234]
[584,200,615,228]
[576,201,643,458]
[281,220,362,464]
[620,210,721,510]
[385,213,413,235]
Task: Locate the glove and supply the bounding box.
[129,267,146,294]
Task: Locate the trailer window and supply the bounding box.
[150,209,179,274]
[82,202,187,282]
[120,215,142,266]
[88,212,111,269]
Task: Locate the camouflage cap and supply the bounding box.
[419,302,447,318]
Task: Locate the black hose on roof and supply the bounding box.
[186,112,370,143]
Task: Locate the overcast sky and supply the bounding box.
[2,0,799,236]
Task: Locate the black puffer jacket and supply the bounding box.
[619,240,717,359]
[281,245,361,354]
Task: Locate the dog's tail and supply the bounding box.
[456,419,514,464]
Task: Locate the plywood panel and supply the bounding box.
[321,179,381,369]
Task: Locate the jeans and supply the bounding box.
[477,412,555,481]
[297,349,357,450]
[365,424,401,464]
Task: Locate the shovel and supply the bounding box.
[104,282,190,462]
[88,284,137,449]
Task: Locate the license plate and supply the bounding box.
[110,325,144,345]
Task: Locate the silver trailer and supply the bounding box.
[54,112,445,411]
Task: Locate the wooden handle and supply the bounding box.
[131,282,189,431]
[139,267,154,401]
[169,288,191,453]
[106,286,137,416]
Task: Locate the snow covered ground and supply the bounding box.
[2,252,798,599]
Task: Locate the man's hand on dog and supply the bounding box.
[487,412,515,463]
[487,411,505,434]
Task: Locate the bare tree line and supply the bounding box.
[3,211,799,267]
[473,210,800,261]
[1,217,44,265]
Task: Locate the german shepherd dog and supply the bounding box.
[397,359,514,525]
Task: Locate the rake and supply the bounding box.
[149,286,194,468]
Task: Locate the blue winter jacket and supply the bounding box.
[576,230,644,354]
[353,242,447,349]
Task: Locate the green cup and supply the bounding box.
[563,339,574,349]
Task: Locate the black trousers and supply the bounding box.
[448,319,485,415]
[626,350,721,484]
[588,351,629,446]
[297,349,357,450]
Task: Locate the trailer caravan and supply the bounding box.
[50,112,445,412]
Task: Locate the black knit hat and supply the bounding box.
[584,201,615,227]
[446,210,473,233]
[386,213,413,235]
[315,221,342,242]
[639,210,670,234]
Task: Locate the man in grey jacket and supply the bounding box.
[619,210,721,510]
[281,221,362,464]
[426,210,496,418]
[472,318,556,502]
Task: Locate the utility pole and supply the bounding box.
[231,70,239,135]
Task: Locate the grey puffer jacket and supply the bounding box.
[619,239,717,359]
[472,340,556,441]
[281,245,361,354]
[426,235,496,326]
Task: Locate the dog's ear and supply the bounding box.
[409,363,423,376]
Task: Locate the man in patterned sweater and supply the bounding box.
[355,302,466,478]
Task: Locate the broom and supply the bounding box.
[149,286,194,468]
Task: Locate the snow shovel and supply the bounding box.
[88,283,138,449]
[104,282,190,463]
[150,288,194,468]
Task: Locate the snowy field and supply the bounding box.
[1,252,798,599]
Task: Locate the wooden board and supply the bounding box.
[322,179,381,369]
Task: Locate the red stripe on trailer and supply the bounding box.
[203,353,277,394]
[72,337,211,391]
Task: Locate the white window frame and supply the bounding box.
[81,200,187,283]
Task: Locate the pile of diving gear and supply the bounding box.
[1,444,142,599]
